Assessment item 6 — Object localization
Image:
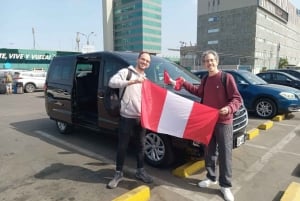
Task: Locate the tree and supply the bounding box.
[278,58,288,69]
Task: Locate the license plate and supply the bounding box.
[236,134,245,147]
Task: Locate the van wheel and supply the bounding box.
[25,83,35,93]
[144,132,174,167]
[56,121,72,134]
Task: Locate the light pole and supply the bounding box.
[77,31,95,45]
[32,27,36,49]
[76,32,80,51]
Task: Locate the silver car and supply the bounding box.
[13,70,47,93]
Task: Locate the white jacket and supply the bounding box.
[108,65,145,118]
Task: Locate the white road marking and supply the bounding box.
[35,123,300,201]
[35,130,115,164]
[245,143,269,150]
[35,130,211,200]
[222,124,299,200]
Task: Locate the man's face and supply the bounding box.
[203,53,218,73]
[137,53,151,70]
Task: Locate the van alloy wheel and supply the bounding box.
[144,132,174,167]
[56,120,72,134]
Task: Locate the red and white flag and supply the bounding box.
[141,80,219,145]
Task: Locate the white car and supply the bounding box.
[0,69,29,94]
[13,70,47,93]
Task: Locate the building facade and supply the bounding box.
[0,48,78,70]
[195,0,300,73]
[102,0,161,54]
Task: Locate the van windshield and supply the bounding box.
[146,59,200,85]
[117,53,200,85]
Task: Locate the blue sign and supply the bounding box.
[4,62,12,69]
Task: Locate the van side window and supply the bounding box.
[48,59,74,84]
[76,63,93,77]
[103,58,127,87]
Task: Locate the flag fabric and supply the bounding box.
[163,70,184,90]
[141,80,219,145]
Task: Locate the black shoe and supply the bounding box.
[135,168,153,183]
[107,171,123,189]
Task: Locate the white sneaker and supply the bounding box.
[198,178,218,188]
[220,187,234,201]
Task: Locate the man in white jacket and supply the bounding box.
[107,51,153,189]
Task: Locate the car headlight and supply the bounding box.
[279,92,296,100]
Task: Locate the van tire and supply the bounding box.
[144,132,174,167]
[56,120,72,134]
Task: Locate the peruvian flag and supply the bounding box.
[141,80,219,145]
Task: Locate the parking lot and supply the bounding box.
[0,92,299,201]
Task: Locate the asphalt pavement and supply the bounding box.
[0,92,299,201]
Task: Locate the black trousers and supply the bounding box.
[116,116,146,171]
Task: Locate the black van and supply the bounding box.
[45,51,248,167]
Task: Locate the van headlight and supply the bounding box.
[279,92,296,100]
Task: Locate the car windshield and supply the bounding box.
[238,70,267,85]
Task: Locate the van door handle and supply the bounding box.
[54,101,63,106]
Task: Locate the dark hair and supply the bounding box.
[138,51,151,58]
[201,50,219,64]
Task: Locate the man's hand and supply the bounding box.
[219,106,229,115]
[128,77,146,85]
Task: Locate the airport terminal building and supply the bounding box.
[102,0,162,54]
[0,48,78,70]
[187,0,300,73]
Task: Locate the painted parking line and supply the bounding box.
[35,130,214,200]
[35,130,115,164]
[229,124,299,198]
[36,131,153,201]
[171,118,300,201]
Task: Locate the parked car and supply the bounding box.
[194,70,300,119]
[45,51,248,167]
[256,71,300,90]
[0,69,29,94]
[13,70,47,93]
[269,69,300,80]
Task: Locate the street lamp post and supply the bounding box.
[76,32,80,51]
[77,31,95,45]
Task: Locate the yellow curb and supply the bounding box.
[258,120,273,130]
[280,182,300,201]
[272,114,285,121]
[112,185,150,201]
[172,160,205,178]
[246,128,260,140]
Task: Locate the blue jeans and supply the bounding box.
[115,116,146,171]
[205,123,233,187]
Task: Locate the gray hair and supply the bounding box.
[201,50,219,64]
